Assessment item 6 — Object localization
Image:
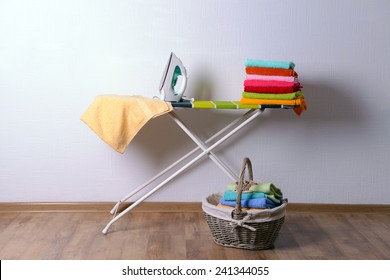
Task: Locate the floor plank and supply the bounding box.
[0,211,389,260]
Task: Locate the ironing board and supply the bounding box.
[102,100,298,234]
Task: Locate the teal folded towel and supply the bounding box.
[226,182,283,205]
[251,192,267,199]
[249,183,283,198]
[223,190,253,201]
[245,59,295,70]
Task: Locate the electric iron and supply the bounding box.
[159,52,188,102]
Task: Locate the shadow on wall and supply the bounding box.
[124,70,229,169]
[262,80,366,127]
[191,72,215,101]
[125,78,368,169]
[126,108,243,172]
[124,113,189,168]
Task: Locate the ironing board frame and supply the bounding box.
[102,107,265,234]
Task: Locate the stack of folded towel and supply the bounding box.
[218,182,283,210]
[241,59,307,116]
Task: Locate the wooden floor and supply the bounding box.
[0,211,389,260]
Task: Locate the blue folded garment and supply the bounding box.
[223,190,253,201]
[251,192,282,204]
[245,59,295,70]
[247,197,277,208]
[220,197,277,209]
[220,198,249,208]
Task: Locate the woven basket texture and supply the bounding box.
[202,158,286,250]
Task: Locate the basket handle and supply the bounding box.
[233,157,253,218]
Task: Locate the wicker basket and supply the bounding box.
[202,157,286,250]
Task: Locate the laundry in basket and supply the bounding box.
[202,157,287,250]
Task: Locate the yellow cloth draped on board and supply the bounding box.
[81,95,172,153]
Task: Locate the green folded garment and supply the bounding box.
[242,91,303,100]
[227,181,255,191]
[249,183,283,198]
[227,183,237,191]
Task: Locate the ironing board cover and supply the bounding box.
[170,100,299,109]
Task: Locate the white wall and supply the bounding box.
[1,0,389,204]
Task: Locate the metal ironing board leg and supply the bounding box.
[169,111,238,181]
[102,108,264,234]
[109,109,258,215]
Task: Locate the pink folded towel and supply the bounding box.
[245,74,298,83]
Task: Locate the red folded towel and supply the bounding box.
[244,86,296,93]
[246,66,298,77]
[244,79,296,88]
[244,79,302,93]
